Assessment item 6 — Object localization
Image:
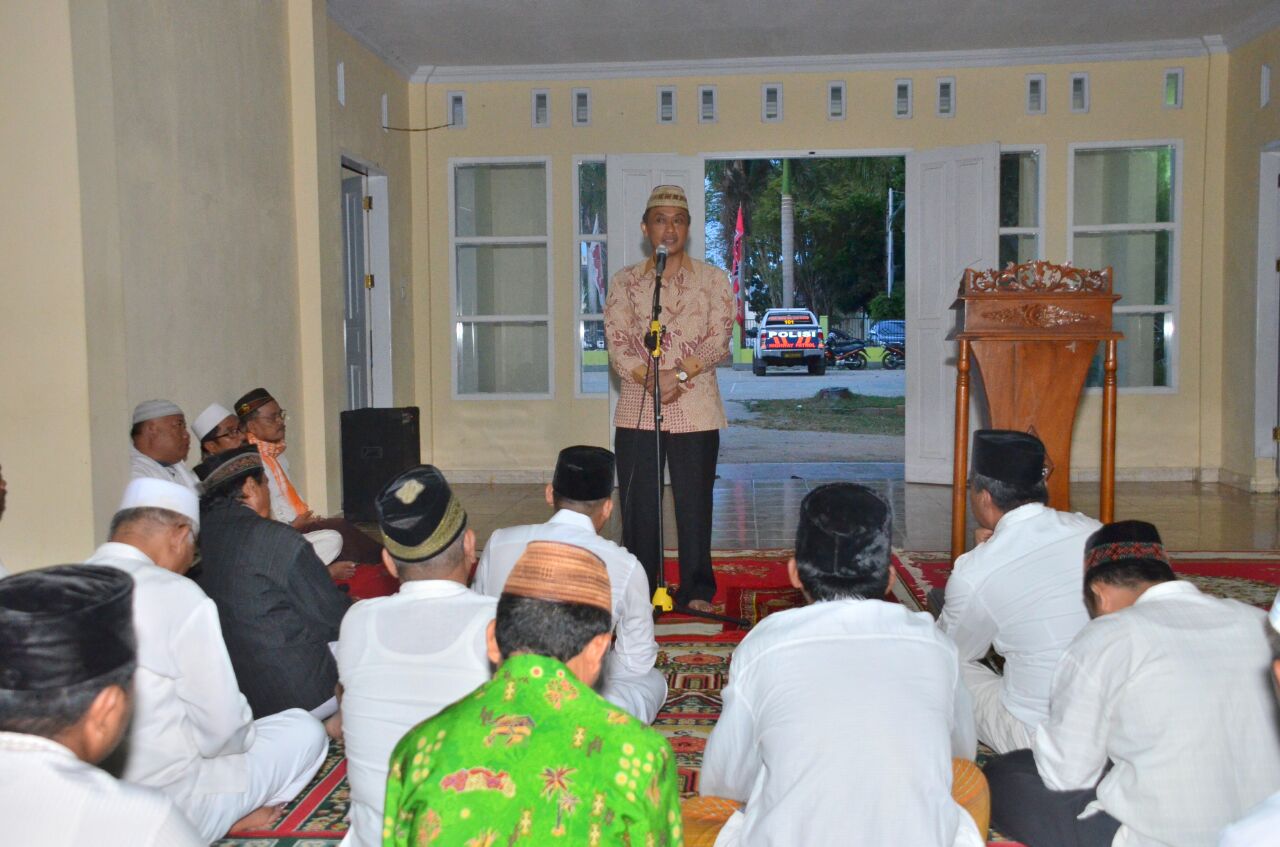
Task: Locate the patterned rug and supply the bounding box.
[894,549,1280,615]
[212,547,1280,846]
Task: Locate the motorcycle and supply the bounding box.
[881,342,905,370]
[825,329,868,370]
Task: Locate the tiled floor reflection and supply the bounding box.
[456,464,1280,554]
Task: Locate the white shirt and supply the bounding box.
[85,542,256,798]
[129,446,201,494]
[337,580,496,847]
[0,732,204,846]
[701,598,982,847]
[1219,790,1280,847]
[1035,581,1280,847]
[475,509,659,682]
[940,502,1098,728]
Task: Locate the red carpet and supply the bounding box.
[894,549,1280,614]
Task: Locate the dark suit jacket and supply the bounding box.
[196,502,350,717]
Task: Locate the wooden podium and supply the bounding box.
[949,261,1122,561]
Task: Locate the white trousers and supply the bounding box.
[601,667,669,725]
[961,661,1035,754]
[181,708,329,843]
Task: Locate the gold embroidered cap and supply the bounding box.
[645,184,689,212]
[376,465,467,562]
[502,541,612,612]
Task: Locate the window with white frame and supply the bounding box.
[1163,68,1183,109]
[575,161,609,394]
[936,77,955,117]
[448,91,466,128]
[895,79,913,118]
[762,83,783,122]
[532,89,549,128]
[699,86,718,122]
[657,86,676,124]
[1026,74,1046,114]
[572,88,591,126]
[999,149,1042,267]
[452,161,551,395]
[1070,73,1090,113]
[1072,144,1178,389]
[828,82,846,120]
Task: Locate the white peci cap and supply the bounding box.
[192,403,235,442]
[118,478,200,532]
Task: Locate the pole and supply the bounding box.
[886,188,895,298]
[781,159,795,308]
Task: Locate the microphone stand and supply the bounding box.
[644,255,749,630]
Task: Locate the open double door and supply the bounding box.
[600,146,1000,484]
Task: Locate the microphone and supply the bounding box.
[654,245,668,276]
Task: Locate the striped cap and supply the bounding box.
[645,184,688,211]
[502,541,611,612]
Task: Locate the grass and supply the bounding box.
[738,394,905,436]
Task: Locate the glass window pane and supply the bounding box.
[1073,146,1175,226]
[999,152,1039,228]
[579,319,608,394]
[457,321,549,394]
[1073,230,1171,305]
[1086,312,1172,388]
[456,245,548,316]
[455,164,547,237]
[578,241,609,313]
[999,234,1038,268]
[577,162,607,233]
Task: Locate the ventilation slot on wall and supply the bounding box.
[937,77,955,117]
[1026,74,1045,114]
[828,82,846,120]
[699,86,717,123]
[532,90,549,128]
[448,92,465,128]
[1070,73,1090,113]
[573,88,591,126]
[658,87,676,124]
[895,79,913,118]
[1164,68,1183,109]
[762,84,782,122]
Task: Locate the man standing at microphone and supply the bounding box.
[604,184,735,613]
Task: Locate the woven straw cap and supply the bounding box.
[502,541,611,612]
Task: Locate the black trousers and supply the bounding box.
[614,426,719,605]
[985,749,1121,847]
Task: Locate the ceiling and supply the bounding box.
[327,0,1279,79]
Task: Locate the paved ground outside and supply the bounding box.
[717,365,906,465]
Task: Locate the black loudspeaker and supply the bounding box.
[340,406,421,521]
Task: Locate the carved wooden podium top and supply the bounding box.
[957,261,1121,341]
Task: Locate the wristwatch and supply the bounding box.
[677,370,690,385]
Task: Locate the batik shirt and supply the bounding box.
[382,653,683,847]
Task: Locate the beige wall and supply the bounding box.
[1221,28,1280,489]
[0,1,97,570]
[0,1,413,572]
[415,54,1229,481]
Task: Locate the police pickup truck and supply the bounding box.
[752,308,825,376]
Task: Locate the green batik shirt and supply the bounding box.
[382,653,683,847]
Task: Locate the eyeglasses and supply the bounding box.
[209,427,241,441]
[257,410,288,424]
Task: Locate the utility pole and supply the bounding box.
[885,187,904,297]
[781,159,795,308]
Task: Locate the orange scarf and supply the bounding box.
[247,433,309,517]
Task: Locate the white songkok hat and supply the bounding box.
[132,399,183,426]
[192,403,234,441]
[118,478,200,533]
[1270,590,1280,633]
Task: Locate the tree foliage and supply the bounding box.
[706,157,905,319]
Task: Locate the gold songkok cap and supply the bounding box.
[502,541,612,612]
[645,184,689,212]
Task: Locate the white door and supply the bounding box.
[904,144,999,483]
[604,155,705,433]
[341,168,371,410]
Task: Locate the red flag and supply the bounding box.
[730,206,746,332]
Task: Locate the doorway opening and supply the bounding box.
[339,158,394,410]
[703,155,907,470]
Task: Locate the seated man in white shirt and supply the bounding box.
[986,521,1280,847]
[129,399,201,493]
[939,429,1099,753]
[0,564,203,846]
[696,483,986,847]
[87,478,329,843]
[473,445,667,723]
[337,464,496,847]
[1218,590,1280,846]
